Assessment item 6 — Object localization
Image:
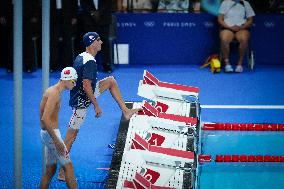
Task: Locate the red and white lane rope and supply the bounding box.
[202,122,284,131]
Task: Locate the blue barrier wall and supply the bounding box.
[115,13,284,65]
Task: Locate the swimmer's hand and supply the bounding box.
[94,105,102,118]
[54,140,65,156]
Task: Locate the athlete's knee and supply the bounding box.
[62,162,74,173]
[65,136,76,148]
[107,76,117,87]
[68,128,79,138]
[65,129,78,149]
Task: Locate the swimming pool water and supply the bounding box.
[199,131,284,189]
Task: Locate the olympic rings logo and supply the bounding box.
[144,21,155,27]
[264,22,275,28]
[204,22,214,28]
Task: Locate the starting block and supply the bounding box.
[137,70,200,116]
[140,101,197,127]
[124,172,175,189]
[125,101,198,136]
[128,133,195,164]
[116,133,195,188]
[119,162,188,189]
[121,101,198,153]
[129,129,188,151]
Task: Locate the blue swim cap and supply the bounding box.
[83,32,100,47]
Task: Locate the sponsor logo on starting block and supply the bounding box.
[129,130,188,152]
[140,101,197,129]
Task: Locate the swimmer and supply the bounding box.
[57,32,141,181]
[39,67,78,189]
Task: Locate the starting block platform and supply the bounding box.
[106,70,201,189]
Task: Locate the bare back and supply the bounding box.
[40,86,61,130]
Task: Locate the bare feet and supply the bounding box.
[57,167,65,181]
[123,108,141,120]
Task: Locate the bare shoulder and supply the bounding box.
[44,86,60,102]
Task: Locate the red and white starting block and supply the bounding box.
[140,101,198,134]
[123,101,199,152]
[139,101,197,127]
[116,133,195,189]
[137,70,199,116]
[129,129,188,151]
[123,172,175,189]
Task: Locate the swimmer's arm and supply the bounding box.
[39,98,45,125]
[41,93,61,143]
[83,79,99,108]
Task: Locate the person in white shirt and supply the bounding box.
[218,0,255,73]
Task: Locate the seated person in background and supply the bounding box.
[218,0,255,73]
[120,0,153,13]
[192,0,201,13]
[158,0,190,13]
